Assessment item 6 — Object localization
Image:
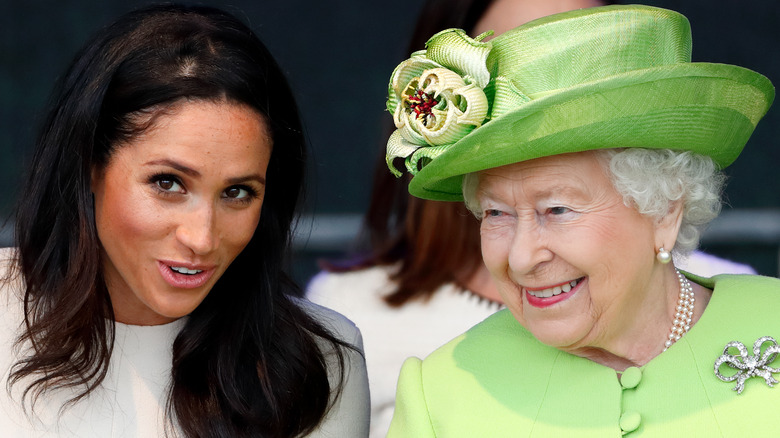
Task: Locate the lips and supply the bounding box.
[524,277,585,308]
[157,260,215,289]
[170,266,202,275]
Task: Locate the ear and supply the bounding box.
[654,199,684,252]
[90,165,103,195]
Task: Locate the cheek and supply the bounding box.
[219,205,263,255]
[95,178,166,247]
[480,225,512,277]
[554,223,613,262]
[553,212,636,258]
[590,212,654,260]
[562,213,654,292]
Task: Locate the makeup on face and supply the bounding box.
[92,101,272,325]
[478,151,660,350]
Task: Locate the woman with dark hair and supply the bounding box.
[0,4,368,437]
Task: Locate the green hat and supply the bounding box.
[385,5,774,201]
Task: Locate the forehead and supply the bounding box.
[105,100,272,178]
[141,100,266,137]
[477,151,611,199]
[129,101,267,147]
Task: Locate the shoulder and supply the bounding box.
[294,297,363,346]
[415,309,552,382]
[713,273,780,289]
[426,308,534,358]
[305,266,399,320]
[682,273,780,347]
[413,309,561,397]
[294,298,371,437]
[0,247,24,318]
[0,247,19,283]
[693,273,780,301]
[306,265,396,302]
[704,274,780,329]
[389,310,562,437]
[676,274,780,434]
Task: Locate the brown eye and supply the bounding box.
[225,187,242,198]
[157,179,176,190]
[224,186,254,200]
[150,174,184,194]
[222,185,258,204]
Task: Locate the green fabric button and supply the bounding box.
[620,411,641,433]
[620,367,642,389]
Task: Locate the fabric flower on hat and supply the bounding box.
[386,29,492,177]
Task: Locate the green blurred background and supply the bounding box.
[1,0,778,284]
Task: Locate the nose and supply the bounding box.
[175,203,219,255]
[506,222,553,277]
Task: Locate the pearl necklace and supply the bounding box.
[663,269,694,351]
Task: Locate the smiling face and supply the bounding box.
[92,101,271,325]
[477,151,675,353]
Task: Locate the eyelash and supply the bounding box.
[548,206,571,215]
[481,207,573,221]
[149,173,184,197]
[148,173,259,205]
[222,185,258,205]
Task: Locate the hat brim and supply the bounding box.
[408,62,774,201]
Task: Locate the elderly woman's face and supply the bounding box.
[477,151,662,350]
[91,101,270,325]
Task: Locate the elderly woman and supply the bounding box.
[384,5,778,436]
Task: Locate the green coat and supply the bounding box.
[388,274,780,437]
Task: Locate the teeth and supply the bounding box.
[527,278,581,298]
[170,266,202,275]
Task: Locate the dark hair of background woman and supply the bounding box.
[325,0,494,306]
[328,0,616,307]
[9,5,349,437]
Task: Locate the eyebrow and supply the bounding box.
[477,183,587,204]
[145,159,201,177]
[226,174,266,186]
[145,159,266,186]
[532,186,587,201]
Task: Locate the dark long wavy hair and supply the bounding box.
[9,5,350,437]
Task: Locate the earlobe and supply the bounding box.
[655,199,684,253]
[90,166,101,194]
[656,247,672,264]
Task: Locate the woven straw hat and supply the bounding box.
[384,5,774,201]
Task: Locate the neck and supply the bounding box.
[564,266,711,371]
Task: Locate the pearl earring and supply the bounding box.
[657,247,672,264]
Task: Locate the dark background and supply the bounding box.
[1,1,778,283]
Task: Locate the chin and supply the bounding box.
[522,318,592,350]
[148,292,209,321]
